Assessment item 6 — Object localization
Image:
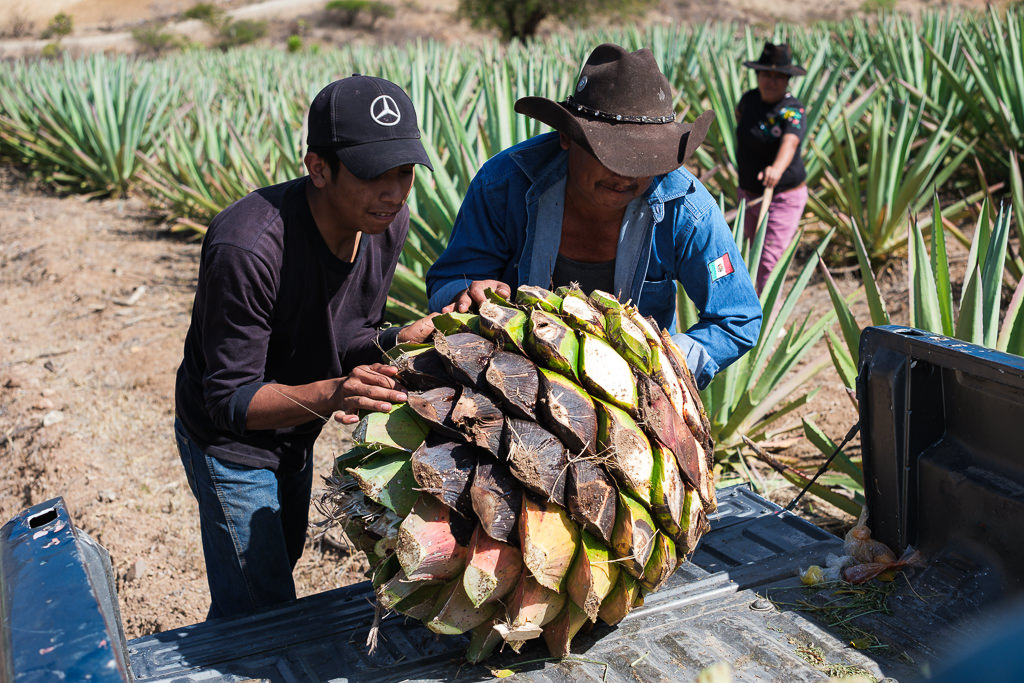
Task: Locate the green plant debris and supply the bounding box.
[772,580,899,651]
[793,641,876,680]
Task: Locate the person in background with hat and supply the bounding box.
[173,75,435,619]
[735,41,809,292]
[426,43,761,389]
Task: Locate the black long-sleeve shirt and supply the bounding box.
[735,89,807,195]
[175,177,404,472]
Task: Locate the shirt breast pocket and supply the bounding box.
[638,277,676,317]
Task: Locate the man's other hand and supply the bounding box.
[331,364,407,425]
[397,313,438,344]
[441,279,511,313]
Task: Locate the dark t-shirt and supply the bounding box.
[174,177,404,472]
[735,89,807,194]
[551,254,615,296]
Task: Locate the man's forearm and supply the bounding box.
[245,380,339,431]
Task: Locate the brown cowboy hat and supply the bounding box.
[514,43,714,178]
[742,42,807,77]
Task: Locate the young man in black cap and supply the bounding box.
[174,75,434,619]
[426,44,761,390]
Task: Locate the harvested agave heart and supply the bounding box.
[493,573,565,653]
[564,457,617,547]
[461,525,523,609]
[603,308,652,374]
[391,346,453,391]
[535,368,598,457]
[450,386,505,457]
[637,374,702,489]
[676,486,711,555]
[433,331,496,388]
[426,576,499,636]
[478,301,528,353]
[640,531,676,592]
[503,417,569,507]
[406,386,466,443]
[345,451,419,518]
[611,491,657,579]
[588,288,623,313]
[352,403,429,453]
[375,557,440,611]
[470,456,523,544]
[597,571,642,627]
[578,332,637,412]
[524,309,579,380]
[567,528,620,621]
[396,494,474,582]
[542,601,591,659]
[519,493,579,593]
[432,311,481,336]
[595,399,655,508]
[649,442,686,541]
[515,285,562,313]
[658,328,713,452]
[558,286,605,338]
[484,350,539,420]
[325,282,718,664]
[409,435,480,518]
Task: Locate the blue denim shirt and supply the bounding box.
[425,132,762,389]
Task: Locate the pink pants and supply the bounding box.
[738,184,808,292]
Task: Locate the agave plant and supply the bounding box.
[0,54,175,197]
[678,202,836,465]
[858,9,973,122]
[137,96,303,234]
[938,5,1024,180]
[808,93,977,264]
[821,197,1023,395]
[914,199,1024,354]
[805,197,1022,516]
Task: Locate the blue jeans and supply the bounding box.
[174,417,314,620]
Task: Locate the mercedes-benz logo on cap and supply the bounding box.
[370,95,401,126]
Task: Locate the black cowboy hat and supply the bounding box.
[742,42,807,77]
[514,43,714,178]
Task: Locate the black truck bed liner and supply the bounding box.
[124,479,988,683]
[127,486,873,683]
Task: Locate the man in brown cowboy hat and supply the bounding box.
[736,41,809,292]
[426,43,761,389]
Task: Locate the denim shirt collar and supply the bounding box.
[509,133,695,303]
[650,167,697,218]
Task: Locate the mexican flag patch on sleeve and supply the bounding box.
[708,253,734,282]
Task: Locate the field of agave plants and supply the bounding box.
[1,5,1021,514]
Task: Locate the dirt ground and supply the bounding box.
[0,165,373,637]
[0,0,968,648]
[0,0,993,57]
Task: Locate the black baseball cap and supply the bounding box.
[307,75,433,179]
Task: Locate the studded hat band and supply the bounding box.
[565,95,676,124]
